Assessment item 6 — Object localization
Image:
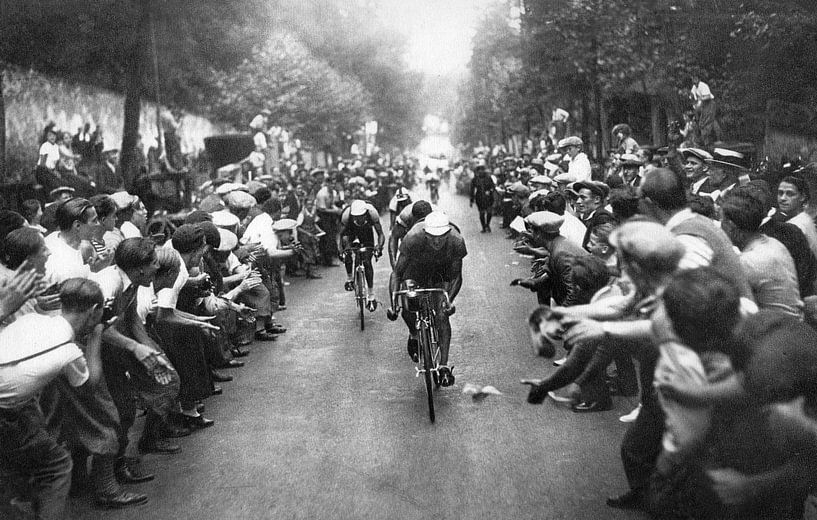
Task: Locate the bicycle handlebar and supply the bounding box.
[392,288,451,308]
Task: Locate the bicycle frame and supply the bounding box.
[346,245,372,330]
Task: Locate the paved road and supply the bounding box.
[67,183,644,520]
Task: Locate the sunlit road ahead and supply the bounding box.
[69,183,643,520]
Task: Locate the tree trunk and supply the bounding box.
[581,93,591,153]
[650,95,665,147]
[593,84,604,162]
[0,67,5,182]
[120,1,152,191]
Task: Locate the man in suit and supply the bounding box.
[93,149,125,194]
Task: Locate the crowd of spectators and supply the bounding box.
[0,117,424,518]
[460,115,817,518]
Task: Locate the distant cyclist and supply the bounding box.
[340,199,384,311]
[387,200,433,268]
[388,211,467,387]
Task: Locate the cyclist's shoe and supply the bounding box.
[437,365,455,387]
[366,299,377,312]
[344,280,355,292]
[407,338,419,362]
[386,307,399,321]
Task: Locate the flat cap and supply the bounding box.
[557,136,583,149]
[529,175,553,186]
[216,228,238,252]
[524,211,564,233]
[679,147,713,162]
[272,218,297,232]
[210,209,241,228]
[609,221,684,274]
[109,191,138,210]
[619,153,644,166]
[572,180,610,200]
[509,182,530,196]
[223,190,257,210]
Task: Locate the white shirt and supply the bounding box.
[253,131,267,150]
[0,314,88,408]
[561,212,587,247]
[44,232,91,284]
[665,209,714,270]
[788,211,817,262]
[103,228,125,252]
[242,212,279,256]
[120,221,141,239]
[93,265,133,303]
[39,141,60,169]
[156,241,189,310]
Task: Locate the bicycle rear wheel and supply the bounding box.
[420,323,435,423]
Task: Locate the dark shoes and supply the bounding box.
[606,489,645,510]
[344,281,355,291]
[306,273,323,279]
[221,359,244,369]
[366,299,377,312]
[210,370,233,382]
[182,414,215,430]
[212,386,223,396]
[115,457,154,484]
[571,399,613,413]
[230,346,249,358]
[254,330,277,341]
[95,490,149,509]
[138,438,181,455]
[527,383,549,404]
[407,338,419,362]
[267,324,287,334]
[161,423,192,438]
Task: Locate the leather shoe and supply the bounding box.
[254,330,277,341]
[527,384,549,404]
[210,370,233,382]
[230,346,249,357]
[115,457,154,484]
[267,324,287,334]
[161,423,192,438]
[572,400,613,413]
[183,414,215,429]
[138,438,180,454]
[606,489,644,510]
[221,359,244,369]
[95,490,149,509]
[212,386,223,396]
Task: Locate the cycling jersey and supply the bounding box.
[398,223,467,287]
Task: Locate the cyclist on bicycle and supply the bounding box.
[388,211,467,387]
[387,200,433,268]
[340,199,384,311]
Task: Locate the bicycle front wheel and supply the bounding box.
[355,269,366,331]
[420,323,435,423]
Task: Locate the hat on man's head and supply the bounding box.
[350,200,368,216]
[707,147,749,170]
[509,182,530,197]
[572,180,610,200]
[49,186,75,200]
[619,153,644,167]
[109,191,139,210]
[215,183,245,196]
[424,211,451,236]
[245,180,267,196]
[609,221,684,275]
[557,136,583,149]
[679,147,713,162]
[529,175,553,187]
[224,190,257,210]
[216,228,238,252]
[271,218,297,232]
[210,209,240,229]
[524,211,564,234]
[102,147,119,155]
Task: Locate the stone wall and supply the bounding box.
[3,67,231,178]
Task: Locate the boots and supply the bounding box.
[92,455,149,508]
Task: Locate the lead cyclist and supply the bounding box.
[387,211,466,387]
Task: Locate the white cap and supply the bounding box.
[424,211,451,236]
[110,191,138,210]
[350,200,367,216]
[272,218,298,232]
[211,210,240,228]
[216,229,238,252]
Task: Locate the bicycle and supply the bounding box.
[389,282,454,423]
[344,242,379,331]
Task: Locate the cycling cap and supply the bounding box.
[350,200,367,216]
[216,228,238,252]
[424,211,451,236]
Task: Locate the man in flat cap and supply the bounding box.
[572,180,616,250]
[511,211,589,307]
[553,136,591,184]
[679,147,714,197]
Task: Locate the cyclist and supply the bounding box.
[387,200,433,268]
[387,185,412,228]
[388,211,467,387]
[340,199,384,311]
[425,169,441,204]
